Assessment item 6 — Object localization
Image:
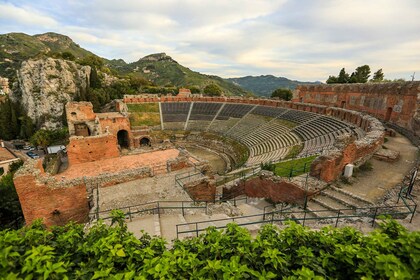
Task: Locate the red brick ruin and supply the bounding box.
[13,82,419,226]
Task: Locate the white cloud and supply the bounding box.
[0,0,419,81]
[0,2,57,28]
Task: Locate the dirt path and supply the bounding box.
[98,168,194,211]
[338,133,418,203]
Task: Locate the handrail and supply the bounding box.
[91,195,252,219]
[176,203,416,238]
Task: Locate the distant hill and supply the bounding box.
[0,32,249,96]
[107,53,249,96]
[0,32,96,80]
[226,75,321,97]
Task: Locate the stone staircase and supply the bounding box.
[289,186,374,225]
[125,197,272,241]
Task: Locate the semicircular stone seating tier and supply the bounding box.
[152,102,365,165]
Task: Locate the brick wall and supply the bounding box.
[296,82,420,136]
[67,134,119,165]
[184,178,216,201]
[223,176,310,204]
[14,160,89,227]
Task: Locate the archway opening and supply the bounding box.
[341,101,346,108]
[140,137,151,147]
[74,123,91,136]
[385,107,392,122]
[117,130,129,148]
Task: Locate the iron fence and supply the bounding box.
[176,203,416,239]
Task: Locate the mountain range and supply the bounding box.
[227,75,321,97]
[0,32,319,96]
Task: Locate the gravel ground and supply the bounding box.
[98,168,195,211]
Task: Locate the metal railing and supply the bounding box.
[90,195,251,222]
[90,200,208,222]
[176,202,416,238]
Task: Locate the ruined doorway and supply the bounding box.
[117,130,129,148]
[140,137,151,147]
[74,123,91,136]
[341,101,346,108]
[385,107,392,122]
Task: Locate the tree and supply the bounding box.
[271,88,293,101]
[337,68,350,83]
[89,67,102,89]
[30,129,51,151]
[61,51,76,61]
[326,75,339,84]
[370,69,384,82]
[78,55,104,69]
[350,65,371,83]
[0,160,23,229]
[188,86,201,94]
[203,84,222,96]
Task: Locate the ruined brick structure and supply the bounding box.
[14,101,198,227]
[223,175,311,204]
[296,82,420,137]
[13,160,90,227]
[66,102,133,164]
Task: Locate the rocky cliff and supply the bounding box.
[11,58,90,129]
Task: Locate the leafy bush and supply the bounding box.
[1,218,418,279]
[261,162,276,172]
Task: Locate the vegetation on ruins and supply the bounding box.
[271,88,293,101]
[0,213,418,279]
[127,103,161,127]
[0,160,24,229]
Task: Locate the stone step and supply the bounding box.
[126,214,157,239]
[312,195,354,212]
[159,214,189,241]
[290,209,317,224]
[306,201,337,218]
[323,188,371,208]
[331,186,374,205]
[238,203,264,216]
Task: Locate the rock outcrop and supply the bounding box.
[11,58,90,129]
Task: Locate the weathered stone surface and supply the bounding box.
[184,177,216,201]
[373,148,400,162]
[223,174,310,204]
[11,58,90,129]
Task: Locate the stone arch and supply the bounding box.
[140,137,151,147]
[74,123,91,136]
[117,130,129,148]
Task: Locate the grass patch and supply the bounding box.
[127,103,159,112]
[284,144,303,159]
[273,155,317,178]
[129,112,161,126]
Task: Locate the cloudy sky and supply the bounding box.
[0,0,419,81]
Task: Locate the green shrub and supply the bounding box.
[0,219,418,279]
